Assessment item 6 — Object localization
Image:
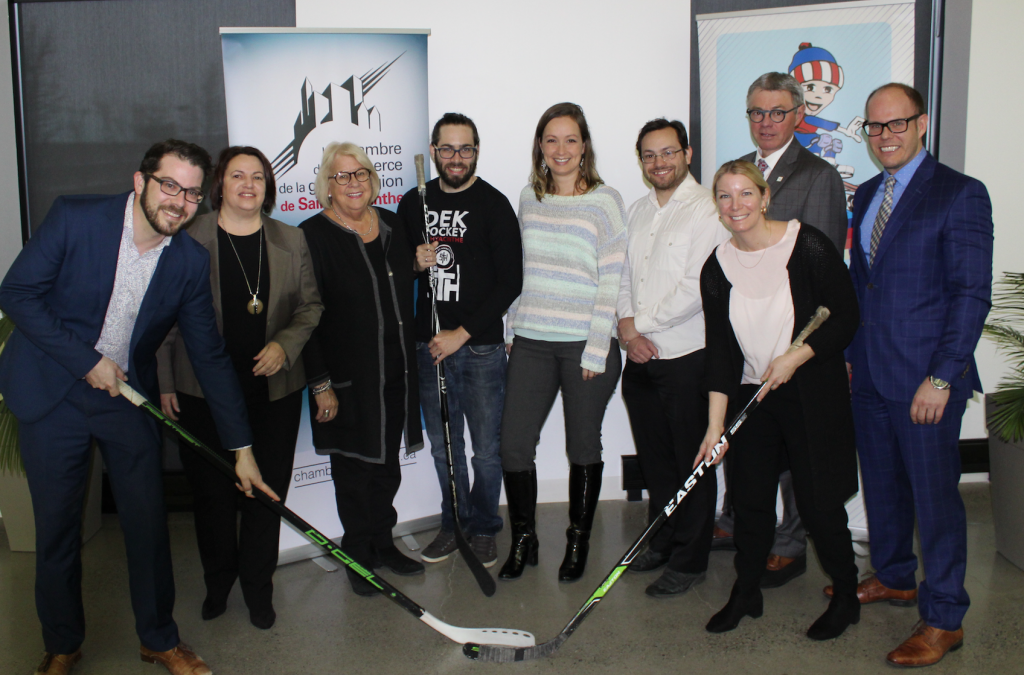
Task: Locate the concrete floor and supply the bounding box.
[1,483,1021,675]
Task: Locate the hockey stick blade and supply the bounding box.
[463,306,832,661]
[116,382,527,646]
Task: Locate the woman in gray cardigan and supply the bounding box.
[157,146,322,630]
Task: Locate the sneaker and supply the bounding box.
[645,569,706,598]
[470,535,498,568]
[421,530,458,563]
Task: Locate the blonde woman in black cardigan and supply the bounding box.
[696,160,860,641]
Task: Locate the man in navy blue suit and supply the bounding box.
[0,140,279,675]
[839,84,992,667]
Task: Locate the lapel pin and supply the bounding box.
[776,176,783,182]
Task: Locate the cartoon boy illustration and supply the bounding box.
[789,42,864,157]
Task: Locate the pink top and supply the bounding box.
[715,220,800,386]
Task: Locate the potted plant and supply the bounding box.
[984,271,1024,571]
[0,313,104,551]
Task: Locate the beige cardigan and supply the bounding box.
[157,212,323,401]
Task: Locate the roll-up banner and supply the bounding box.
[697,0,916,543]
[220,28,438,563]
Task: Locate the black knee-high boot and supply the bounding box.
[558,462,603,582]
[499,470,538,580]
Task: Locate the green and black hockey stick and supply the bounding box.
[464,306,831,662]
[116,381,531,647]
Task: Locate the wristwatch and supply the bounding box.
[929,376,951,390]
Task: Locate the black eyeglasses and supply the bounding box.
[329,168,371,185]
[746,106,800,123]
[640,148,686,164]
[434,145,477,159]
[862,114,924,137]
[145,174,204,204]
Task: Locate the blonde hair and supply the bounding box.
[712,160,770,199]
[314,142,381,208]
[529,102,603,201]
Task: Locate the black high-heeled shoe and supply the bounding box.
[706,585,763,633]
[558,462,603,582]
[499,470,538,580]
[807,592,860,640]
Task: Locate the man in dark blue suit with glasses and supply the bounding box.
[0,140,278,675]
[839,83,992,668]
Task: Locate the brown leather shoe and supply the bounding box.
[711,526,735,551]
[823,575,917,606]
[140,642,212,675]
[34,650,81,675]
[886,621,963,667]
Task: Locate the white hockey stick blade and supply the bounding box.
[419,612,536,647]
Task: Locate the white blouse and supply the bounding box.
[716,220,800,386]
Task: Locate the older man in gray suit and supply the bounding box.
[714,71,849,588]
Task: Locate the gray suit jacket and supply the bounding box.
[742,141,848,254]
[157,212,323,401]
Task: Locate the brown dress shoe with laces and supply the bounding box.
[886,621,963,667]
[823,575,917,606]
[140,642,212,675]
[34,650,81,675]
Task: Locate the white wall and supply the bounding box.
[297,0,693,499]
[960,0,1023,439]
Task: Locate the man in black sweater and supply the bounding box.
[398,113,523,567]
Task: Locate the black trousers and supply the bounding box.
[729,381,857,595]
[621,350,715,574]
[177,389,302,612]
[329,346,406,564]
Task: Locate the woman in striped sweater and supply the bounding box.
[498,102,627,583]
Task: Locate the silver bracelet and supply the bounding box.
[311,380,332,395]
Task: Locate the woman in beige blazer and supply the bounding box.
[157,146,322,630]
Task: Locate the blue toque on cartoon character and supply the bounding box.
[789,42,865,159]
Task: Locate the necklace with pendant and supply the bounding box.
[331,203,374,236]
[222,220,264,315]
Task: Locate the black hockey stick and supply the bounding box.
[116,381,526,646]
[414,154,497,597]
[464,306,831,661]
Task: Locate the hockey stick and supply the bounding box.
[414,154,497,597]
[464,306,831,662]
[116,381,528,646]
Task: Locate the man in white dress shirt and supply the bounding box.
[618,118,730,597]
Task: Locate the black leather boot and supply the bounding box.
[558,462,603,582]
[706,583,763,633]
[498,470,538,580]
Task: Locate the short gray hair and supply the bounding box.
[746,72,805,108]
[314,142,381,207]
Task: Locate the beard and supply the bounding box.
[434,155,477,190]
[140,182,193,236]
[645,166,687,193]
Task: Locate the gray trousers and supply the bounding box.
[499,336,621,472]
[718,467,807,558]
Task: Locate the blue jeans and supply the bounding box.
[417,341,506,536]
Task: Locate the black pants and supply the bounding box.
[177,389,302,612]
[621,350,715,574]
[329,346,406,564]
[729,381,857,595]
[500,336,621,472]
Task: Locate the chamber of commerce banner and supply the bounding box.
[220,28,438,562]
[697,0,915,258]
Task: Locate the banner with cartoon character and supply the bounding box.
[697,0,915,256]
[221,28,439,562]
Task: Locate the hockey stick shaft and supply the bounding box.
[116,381,526,645]
[411,156,496,596]
[464,306,831,661]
